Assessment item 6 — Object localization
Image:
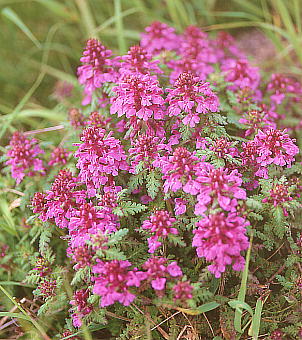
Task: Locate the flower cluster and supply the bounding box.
[166,72,220,127]
[193,212,249,278]
[142,210,178,253]
[74,126,128,196]
[92,260,146,307]
[77,39,116,105]
[6,132,44,184]
[110,73,165,121]
[32,169,86,228]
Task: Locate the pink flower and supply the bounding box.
[214,31,244,61]
[154,147,202,195]
[128,134,166,173]
[143,257,182,291]
[34,169,86,228]
[262,183,293,216]
[92,260,146,307]
[119,45,162,75]
[68,108,85,129]
[221,58,260,92]
[74,127,128,197]
[267,73,302,105]
[254,129,299,168]
[192,212,249,278]
[194,164,246,215]
[239,108,276,137]
[110,73,165,121]
[6,132,45,184]
[173,281,193,302]
[70,289,93,328]
[68,202,117,248]
[46,170,86,227]
[166,73,219,127]
[209,137,239,159]
[77,39,116,105]
[142,210,178,253]
[31,192,49,221]
[86,111,112,128]
[68,244,95,270]
[48,147,70,166]
[140,21,180,55]
[174,198,187,215]
[168,26,216,83]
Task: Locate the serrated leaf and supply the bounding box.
[105,248,126,260]
[113,201,147,217]
[146,170,161,199]
[107,228,128,246]
[39,228,52,255]
[71,267,90,286]
[246,198,263,210]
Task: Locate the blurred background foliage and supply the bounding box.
[0,0,302,137]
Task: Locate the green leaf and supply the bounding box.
[106,228,129,246]
[178,301,220,315]
[39,228,52,255]
[105,248,126,260]
[71,267,90,286]
[146,170,161,199]
[249,298,264,339]
[113,201,147,217]
[228,300,253,316]
[0,199,18,236]
[196,301,221,314]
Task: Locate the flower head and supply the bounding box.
[194,164,246,215]
[262,183,293,216]
[140,21,180,55]
[143,257,182,291]
[110,73,165,121]
[221,59,260,92]
[68,108,85,128]
[253,129,299,169]
[77,39,116,105]
[166,72,219,127]
[92,260,146,307]
[6,132,44,184]
[173,281,193,302]
[128,134,166,173]
[74,127,128,196]
[193,212,249,278]
[267,73,302,105]
[48,147,70,166]
[120,45,162,75]
[44,169,86,228]
[239,108,276,137]
[142,210,178,253]
[155,147,202,195]
[70,289,93,328]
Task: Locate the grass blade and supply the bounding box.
[2,7,41,49]
[75,0,97,38]
[234,232,253,333]
[36,0,78,21]
[114,0,126,54]
[249,298,264,339]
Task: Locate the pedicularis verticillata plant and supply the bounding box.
[2,22,302,339]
